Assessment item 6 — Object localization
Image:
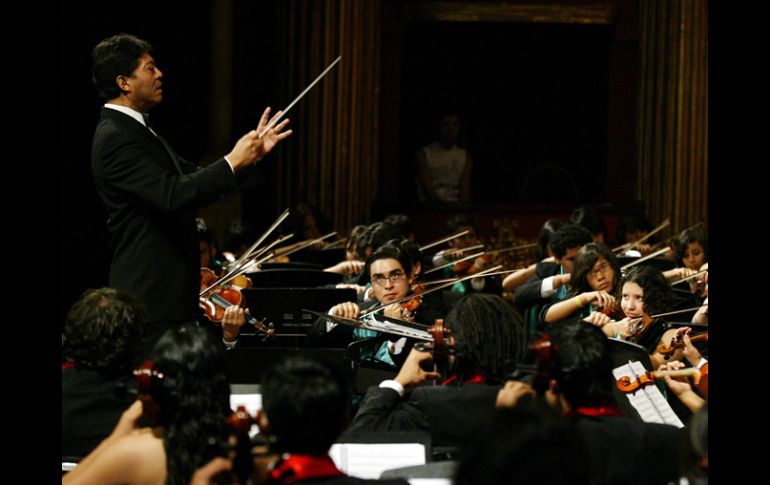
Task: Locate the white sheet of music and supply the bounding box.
[612,361,684,428]
[329,443,426,479]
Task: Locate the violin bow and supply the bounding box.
[303,309,433,341]
[484,242,537,256]
[269,231,338,260]
[619,246,672,272]
[424,251,485,275]
[360,265,503,317]
[258,56,342,139]
[669,269,708,287]
[419,230,470,252]
[613,218,671,254]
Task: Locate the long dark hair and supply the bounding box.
[446,294,525,384]
[673,228,708,267]
[147,325,231,485]
[569,243,621,297]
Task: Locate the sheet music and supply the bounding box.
[329,443,426,479]
[612,361,684,428]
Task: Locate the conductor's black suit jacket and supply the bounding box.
[91,107,248,324]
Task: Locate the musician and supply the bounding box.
[542,242,622,325]
[191,356,409,485]
[502,218,563,293]
[513,224,593,336]
[91,34,291,346]
[497,321,684,485]
[308,242,440,367]
[63,325,232,485]
[62,288,145,459]
[347,294,525,449]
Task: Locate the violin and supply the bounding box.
[616,367,701,394]
[401,283,426,321]
[413,318,455,371]
[453,253,493,276]
[656,331,708,360]
[227,405,257,485]
[199,268,274,338]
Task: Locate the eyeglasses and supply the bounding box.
[371,271,408,286]
[588,262,612,277]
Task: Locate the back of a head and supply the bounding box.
[681,402,708,484]
[549,224,593,259]
[356,222,404,259]
[446,293,525,384]
[148,325,231,485]
[547,321,615,408]
[456,400,591,485]
[536,219,566,261]
[92,33,153,101]
[261,355,349,454]
[384,214,415,240]
[63,287,145,374]
[570,206,606,240]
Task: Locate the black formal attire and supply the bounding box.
[348,383,501,449]
[62,368,135,459]
[572,415,684,485]
[92,107,254,331]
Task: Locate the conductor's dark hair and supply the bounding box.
[547,320,616,408]
[92,33,153,101]
[549,224,593,259]
[456,400,591,485]
[673,228,708,267]
[535,219,566,261]
[63,287,145,374]
[149,325,231,485]
[446,294,525,384]
[261,355,350,454]
[570,206,606,239]
[364,240,413,281]
[620,265,673,317]
[569,243,621,297]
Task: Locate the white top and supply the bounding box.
[422,142,467,202]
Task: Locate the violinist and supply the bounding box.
[600,266,679,368]
[63,326,232,485]
[348,294,526,449]
[432,215,495,294]
[513,224,593,334]
[308,242,436,367]
[502,218,564,293]
[496,321,684,485]
[615,208,655,256]
[663,227,708,298]
[192,355,409,485]
[542,242,622,326]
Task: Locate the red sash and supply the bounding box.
[267,454,345,484]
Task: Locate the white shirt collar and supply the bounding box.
[104,103,147,127]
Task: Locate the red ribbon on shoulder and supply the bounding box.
[267,454,345,484]
[565,405,623,417]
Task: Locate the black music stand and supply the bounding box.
[244,269,343,288]
[240,287,356,347]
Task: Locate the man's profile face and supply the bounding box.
[122,53,163,111]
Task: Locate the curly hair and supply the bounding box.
[446,294,525,384]
[569,243,621,297]
[620,265,673,317]
[148,325,231,485]
[63,287,145,374]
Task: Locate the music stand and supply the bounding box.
[244,269,343,288]
[240,288,356,346]
[607,338,654,421]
